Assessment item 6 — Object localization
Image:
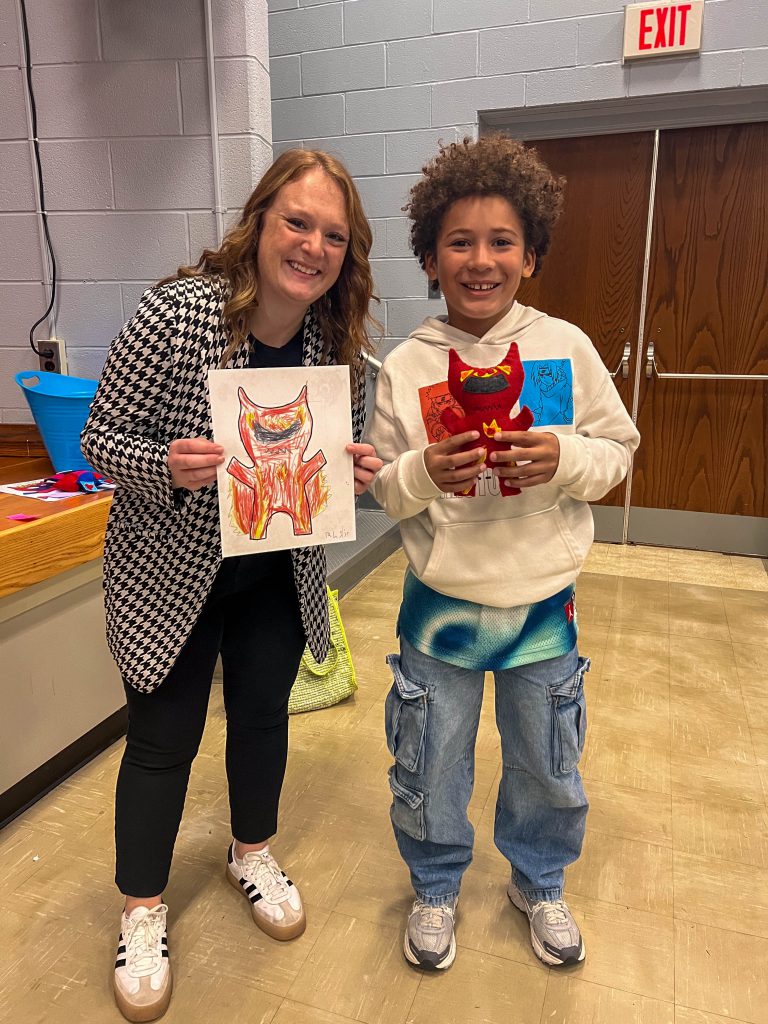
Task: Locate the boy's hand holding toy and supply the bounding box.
[424,430,487,494]
[490,430,560,488]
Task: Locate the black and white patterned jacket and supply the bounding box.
[82,274,365,694]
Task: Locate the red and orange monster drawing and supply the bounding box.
[440,341,534,497]
[226,385,329,540]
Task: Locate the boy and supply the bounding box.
[366,136,640,970]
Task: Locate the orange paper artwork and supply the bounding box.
[209,366,356,557]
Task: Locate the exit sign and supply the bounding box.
[623,1,704,60]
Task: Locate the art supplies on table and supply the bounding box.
[0,471,115,502]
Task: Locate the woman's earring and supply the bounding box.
[428,277,441,299]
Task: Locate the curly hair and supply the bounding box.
[406,134,565,278]
[166,149,378,367]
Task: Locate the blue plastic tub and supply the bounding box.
[15,370,98,473]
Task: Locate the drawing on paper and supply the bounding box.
[227,385,329,541]
[209,363,356,558]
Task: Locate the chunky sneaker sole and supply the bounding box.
[403,899,457,971]
[114,981,172,1024]
[226,844,306,941]
[113,905,172,1023]
[508,884,585,967]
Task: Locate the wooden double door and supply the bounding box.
[517,122,768,555]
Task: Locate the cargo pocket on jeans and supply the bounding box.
[388,765,426,841]
[384,654,429,775]
[548,656,590,775]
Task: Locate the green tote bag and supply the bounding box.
[288,588,358,714]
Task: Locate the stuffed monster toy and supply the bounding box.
[440,341,534,497]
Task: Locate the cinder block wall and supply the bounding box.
[267,0,768,358]
[1,0,271,423]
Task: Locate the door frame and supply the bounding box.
[480,87,768,554]
[480,85,768,141]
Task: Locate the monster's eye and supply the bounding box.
[463,375,508,395]
[252,419,302,444]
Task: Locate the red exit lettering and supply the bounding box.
[638,3,691,50]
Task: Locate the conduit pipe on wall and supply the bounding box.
[203,0,225,245]
[15,0,56,339]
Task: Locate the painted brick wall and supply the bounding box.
[0,0,272,422]
[267,0,768,358]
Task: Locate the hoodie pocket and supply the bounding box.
[419,504,582,599]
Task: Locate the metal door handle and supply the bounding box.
[610,342,631,379]
[645,341,768,380]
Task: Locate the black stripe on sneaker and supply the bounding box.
[117,944,126,955]
[543,940,581,963]
[251,892,263,903]
[228,845,235,865]
[162,950,169,958]
[115,958,126,968]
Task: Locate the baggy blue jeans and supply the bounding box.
[385,636,590,907]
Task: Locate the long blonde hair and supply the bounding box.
[169,149,379,366]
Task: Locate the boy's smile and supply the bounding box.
[425,195,536,338]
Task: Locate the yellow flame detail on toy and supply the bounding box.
[458,364,511,383]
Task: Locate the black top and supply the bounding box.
[247,326,304,369]
[214,326,305,598]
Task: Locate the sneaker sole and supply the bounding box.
[402,928,456,971]
[113,969,173,1023]
[507,889,585,968]
[226,866,307,941]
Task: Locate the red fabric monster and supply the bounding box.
[440,341,534,497]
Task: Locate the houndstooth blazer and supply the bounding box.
[81,274,365,694]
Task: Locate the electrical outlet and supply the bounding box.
[39,338,68,374]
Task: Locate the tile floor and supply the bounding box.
[1,543,767,1024]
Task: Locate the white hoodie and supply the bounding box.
[367,303,640,607]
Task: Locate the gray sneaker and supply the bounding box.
[403,899,457,970]
[508,881,585,966]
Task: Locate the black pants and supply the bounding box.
[114,552,305,897]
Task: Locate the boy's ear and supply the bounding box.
[424,252,438,283]
[522,247,536,279]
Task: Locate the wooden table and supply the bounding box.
[0,459,122,825]
[0,469,112,599]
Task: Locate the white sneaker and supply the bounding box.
[226,842,306,940]
[403,899,457,970]
[508,881,585,966]
[113,904,172,1022]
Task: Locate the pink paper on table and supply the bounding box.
[7,513,40,521]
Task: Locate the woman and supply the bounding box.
[81,149,382,1023]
